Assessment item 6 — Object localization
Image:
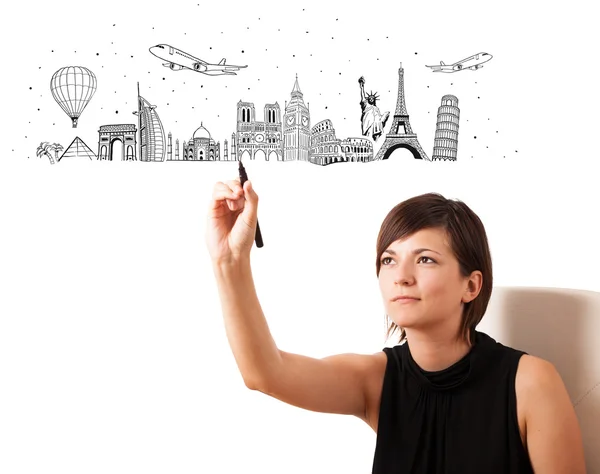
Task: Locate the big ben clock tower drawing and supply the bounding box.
[283,74,310,161]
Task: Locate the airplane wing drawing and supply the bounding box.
[426,52,493,73]
[149,44,248,76]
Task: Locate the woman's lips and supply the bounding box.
[392,296,420,303]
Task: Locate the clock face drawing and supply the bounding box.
[301,115,309,127]
[255,133,264,143]
[286,115,295,126]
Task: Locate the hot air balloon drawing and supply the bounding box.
[50,66,97,128]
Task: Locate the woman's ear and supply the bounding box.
[462,271,483,303]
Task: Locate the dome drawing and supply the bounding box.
[193,122,212,140]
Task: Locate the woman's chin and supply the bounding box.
[389,316,419,328]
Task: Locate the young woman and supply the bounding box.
[206,178,587,473]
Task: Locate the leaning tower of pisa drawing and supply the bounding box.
[432,95,460,161]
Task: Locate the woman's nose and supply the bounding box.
[394,262,415,285]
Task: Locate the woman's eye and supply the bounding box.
[381,256,435,265]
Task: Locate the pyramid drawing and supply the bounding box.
[58,137,97,161]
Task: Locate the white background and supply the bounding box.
[1,0,599,473]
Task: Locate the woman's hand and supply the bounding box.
[206,178,259,264]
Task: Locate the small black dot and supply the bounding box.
[116,110,119,114]
[474,136,477,139]
[414,52,418,55]
[29,87,32,90]
[242,50,244,53]
[163,77,165,80]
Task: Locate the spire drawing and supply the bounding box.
[292,74,301,94]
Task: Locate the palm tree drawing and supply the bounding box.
[36,142,55,165]
[36,142,63,164]
[50,143,64,162]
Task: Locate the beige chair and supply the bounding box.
[477,287,600,472]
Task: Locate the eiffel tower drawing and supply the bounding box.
[375,63,430,161]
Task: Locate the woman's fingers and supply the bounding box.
[213,181,243,199]
[224,179,244,197]
[209,181,246,213]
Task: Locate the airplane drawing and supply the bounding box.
[149,44,247,76]
[426,52,493,73]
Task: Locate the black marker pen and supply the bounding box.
[238,159,264,248]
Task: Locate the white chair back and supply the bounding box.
[477,287,600,471]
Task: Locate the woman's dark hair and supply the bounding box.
[375,192,493,346]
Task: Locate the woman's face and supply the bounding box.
[378,227,474,334]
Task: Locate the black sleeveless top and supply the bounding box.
[372,330,534,473]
